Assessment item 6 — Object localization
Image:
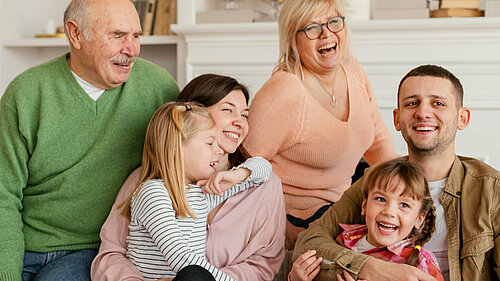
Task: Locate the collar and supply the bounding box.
[442,155,464,199]
[339,223,415,255]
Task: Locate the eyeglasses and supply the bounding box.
[297,16,345,40]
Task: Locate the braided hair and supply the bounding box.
[362,158,436,267]
[406,186,436,266]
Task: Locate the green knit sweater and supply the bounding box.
[0,53,179,280]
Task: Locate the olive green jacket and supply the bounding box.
[293,156,500,281]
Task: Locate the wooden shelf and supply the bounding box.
[2,35,181,48]
[173,17,500,35]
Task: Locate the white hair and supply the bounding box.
[64,0,92,41]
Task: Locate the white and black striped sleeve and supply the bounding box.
[206,156,272,210]
[132,182,235,281]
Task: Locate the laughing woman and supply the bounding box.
[91,74,286,281]
[243,0,397,252]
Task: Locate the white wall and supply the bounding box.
[0,0,70,92]
[0,2,2,88]
[1,0,70,40]
[2,0,499,169]
[0,0,179,94]
[174,18,500,170]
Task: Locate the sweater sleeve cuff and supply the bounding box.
[318,249,372,279]
[234,157,271,184]
[0,271,22,281]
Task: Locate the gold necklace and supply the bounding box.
[312,73,337,108]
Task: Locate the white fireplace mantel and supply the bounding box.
[174,16,500,37]
[172,17,500,169]
[173,17,500,103]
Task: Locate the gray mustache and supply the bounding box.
[111,55,136,65]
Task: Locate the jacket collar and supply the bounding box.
[442,155,464,199]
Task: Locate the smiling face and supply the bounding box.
[362,180,425,248]
[296,9,346,74]
[69,0,141,89]
[182,124,223,184]
[206,90,249,154]
[393,76,470,157]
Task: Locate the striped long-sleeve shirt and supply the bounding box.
[126,157,271,281]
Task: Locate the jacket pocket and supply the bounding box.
[460,232,494,280]
[460,232,494,258]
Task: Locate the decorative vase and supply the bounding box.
[223,0,244,10]
[262,0,286,20]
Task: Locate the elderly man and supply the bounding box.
[293,65,500,281]
[0,0,179,280]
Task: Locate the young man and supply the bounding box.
[293,65,499,281]
[0,0,179,280]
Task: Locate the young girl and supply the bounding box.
[291,159,443,281]
[120,101,272,281]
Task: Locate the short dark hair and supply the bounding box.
[177,74,252,167]
[397,65,464,108]
[177,74,250,107]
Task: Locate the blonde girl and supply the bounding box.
[121,102,271,281]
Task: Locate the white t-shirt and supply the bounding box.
[426,178,449,281]
[71,71,105,101]
[354,235,377,253]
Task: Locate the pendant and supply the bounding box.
[330,95,337,108]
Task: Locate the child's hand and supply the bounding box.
[289,250,323,281]
[197,168,251,196]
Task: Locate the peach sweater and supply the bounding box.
[243,59,397,247]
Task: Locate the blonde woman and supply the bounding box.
[244,0,398,253]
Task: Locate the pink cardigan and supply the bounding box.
[91,168,286,281]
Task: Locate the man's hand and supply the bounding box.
[337,270,367,281]
[358,258,437,281]
[289,250,323,281]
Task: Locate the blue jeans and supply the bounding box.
[22,249,98,281]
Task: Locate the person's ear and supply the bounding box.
[457,107,471,131]
[414,212,426,230]
[65,20,83,49]
[393,108,401,131]
[361,198,367,216]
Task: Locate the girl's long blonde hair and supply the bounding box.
[119,101,215,219]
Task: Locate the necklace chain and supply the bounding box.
[312,73,337,108]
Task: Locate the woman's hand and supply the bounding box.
[336,270,367,281]
[289,250,323,281]
[197,168,251,196]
